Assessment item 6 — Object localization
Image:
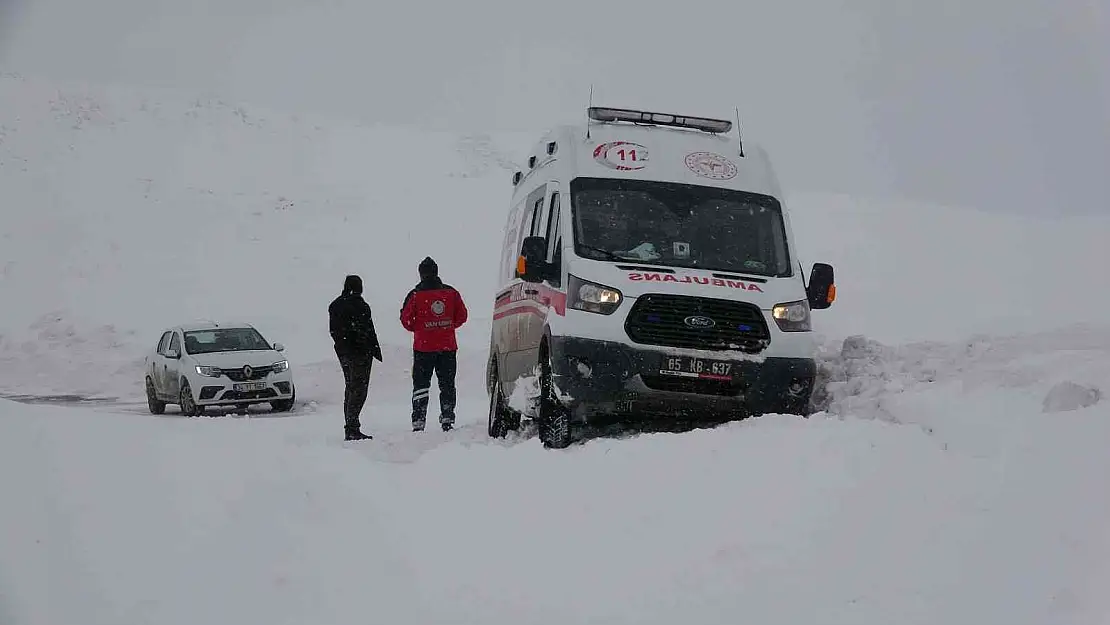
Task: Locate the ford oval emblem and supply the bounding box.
[684,315,716,328]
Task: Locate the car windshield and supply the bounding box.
[570,177,792,277]
[183,328,271,355]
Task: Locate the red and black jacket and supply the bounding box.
[400,277,468,352]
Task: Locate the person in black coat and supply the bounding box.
[328,274,383,440]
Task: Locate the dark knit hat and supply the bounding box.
[418,256,438,278]
[343,274,363,294]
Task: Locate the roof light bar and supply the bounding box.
[587,107,733,134]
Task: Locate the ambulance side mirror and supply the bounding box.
[517,236,548,283]
[807,263,836,310]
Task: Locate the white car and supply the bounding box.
[144,321,296,416]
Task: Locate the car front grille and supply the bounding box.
[221,365,274,382]
[219,388,278,401]
[624,294,770,352]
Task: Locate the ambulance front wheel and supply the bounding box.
[537,345,572,449]
[487,371,521,438]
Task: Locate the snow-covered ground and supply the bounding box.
[2,71,1110,624]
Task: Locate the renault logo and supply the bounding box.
[684,315,716,328]
[243,365,253,378]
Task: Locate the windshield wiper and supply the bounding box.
[576,244,625,262]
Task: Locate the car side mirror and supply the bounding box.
[807,263,836,310]
[165,347,181,359]
[274,343,285,352]
[517,236,547,283]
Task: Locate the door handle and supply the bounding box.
[524,289,539,295]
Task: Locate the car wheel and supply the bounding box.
[488,374,510,438]
[536,347,571,449]
[179,380,201,417]
[146,378,166,415]
[271,387,295,413]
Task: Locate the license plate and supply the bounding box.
[661,356,735,381]
[234,382,267,392]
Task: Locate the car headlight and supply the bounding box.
[771,300,812,332]
[272,360,289,373]
[568,274,622,315]
[195,365,223,378]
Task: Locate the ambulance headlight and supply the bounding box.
[569,274,623,315]
[772,300,812,332]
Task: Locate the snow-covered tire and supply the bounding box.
[487,373,521,438]
[146,378,166,415]
[537,348,571,449]
[269,384,295,413]
[179,380,202,417]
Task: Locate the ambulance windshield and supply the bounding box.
[570,177,792,277]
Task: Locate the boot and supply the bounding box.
[345,427,372,441]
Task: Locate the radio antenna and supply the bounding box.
[586,84,594,139]
[735,107,745,157]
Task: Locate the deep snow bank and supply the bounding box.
[813,323,1110,422]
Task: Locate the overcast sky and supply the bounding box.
[2,0,1107,215]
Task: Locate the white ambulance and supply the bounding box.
[487,106,836,448]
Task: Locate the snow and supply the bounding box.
[3,70,1110,624]
[1043,380,1102,413]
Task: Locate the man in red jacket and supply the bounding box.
[400,256,468,432]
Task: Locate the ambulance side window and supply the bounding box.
[501,201,522,281]
[512,186,547,280]
[529,196,544,236]
[544,193,560,248]
[544,193,562,287]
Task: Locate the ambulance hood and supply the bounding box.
[568,258,807,310]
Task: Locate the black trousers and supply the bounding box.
[338,353,372,432]
[411,349,457,429]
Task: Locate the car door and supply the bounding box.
[513,185,550,373]
[494,197,527,371]
[164,331,184,398]
[522,183,565,362]
[151,331,172,395]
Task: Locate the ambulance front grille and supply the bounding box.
[624,294,770,353]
